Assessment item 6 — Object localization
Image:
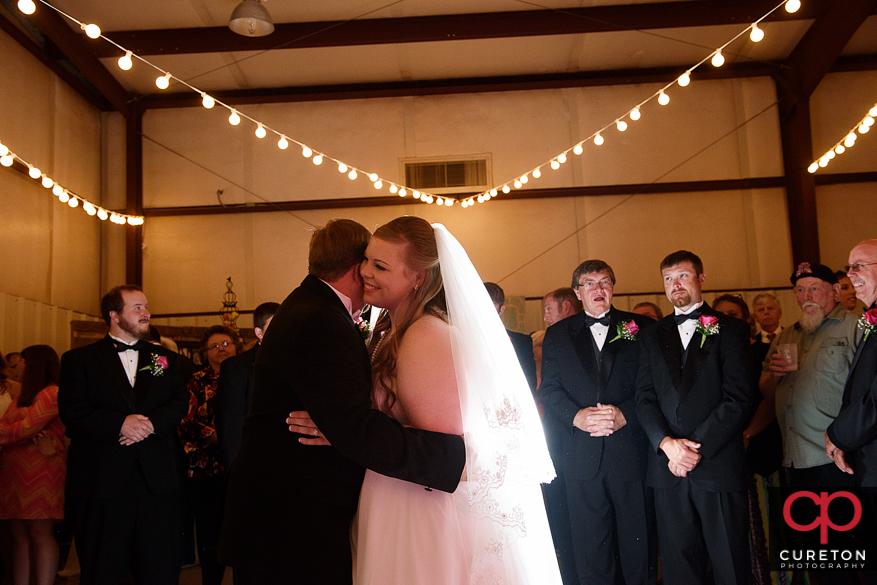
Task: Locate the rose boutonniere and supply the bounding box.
[695,315,720,348]
[858,309,877,342]
[609,320,639,343]
[355,316,371,343]
[139,353,168,377]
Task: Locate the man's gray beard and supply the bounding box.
[119,318,150,340]
[800,308,824,333]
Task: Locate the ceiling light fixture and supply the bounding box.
[228,0,274,37]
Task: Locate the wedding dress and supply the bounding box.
[351,224,562,585]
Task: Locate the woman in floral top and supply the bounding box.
[179,325,240,585]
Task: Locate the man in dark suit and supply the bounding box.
[59,285,190,585]
[635,250,753,585]
[215,300,279,470]
[218,219,466,585]
[541,260,656,585]
[484,282,537,393]
[827,239,877,486]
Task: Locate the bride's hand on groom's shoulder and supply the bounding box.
[286,411,331,446]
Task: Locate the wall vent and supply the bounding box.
[402,156,490,195]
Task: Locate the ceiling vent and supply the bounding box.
[402,156,490,195]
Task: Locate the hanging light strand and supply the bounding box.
[0,139,144,225]
[18,0,801,210]
[808,103,877,173]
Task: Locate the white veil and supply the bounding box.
[433,223,562,585]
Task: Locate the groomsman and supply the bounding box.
[827,239,877,486]
[636,251,753,585]
[59,285,190,585]
[484,282,537,393]
[541,260,656,585]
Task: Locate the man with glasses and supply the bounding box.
[827,239,877,487]
[541,260,656,585]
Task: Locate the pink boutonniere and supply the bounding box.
[695,315,720,348]
[859,309,877,342]
[609,320,639,343]
[139,353,168,377]
[354,316,371,342]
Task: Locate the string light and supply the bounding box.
[228,110,241,125]
[785,0,801,13]
[118,51,133,71]
[302,146,313,158]
[658,91,670,106]
[155,73,171,90]
[809,102,877,173]
[374,180,383,189]
[277,136,288,149]
[533,168,542,178]
[630,108,641,121]
[678,73,691,87]
[17,0,35,15]
[82,24,101,39]
[616,120,628,132]
[711,50,725,68]
[347,170,357,180]
[312,154,323,165]
[201,93,215,109]
[594,133,604,146]
[750,25,765,42]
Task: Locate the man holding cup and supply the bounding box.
[760,262,860,491]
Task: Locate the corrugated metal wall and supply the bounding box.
[0,292,101,357]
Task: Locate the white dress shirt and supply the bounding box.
[674,301,704,350]
[110,334,139,387]
[586,310,610,351]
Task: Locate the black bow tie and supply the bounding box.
[115,340,147,352]
[585,314,610,328]
[674,310,701,326]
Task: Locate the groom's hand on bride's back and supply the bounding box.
[287,410,331,446]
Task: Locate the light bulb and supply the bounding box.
[302,146,312,158]
[844,134,857,148]
[0,144,6,156]
[678,73,690,87]
[228,110,241,125]
[313,155,323,165]
[819,155,829,167]
[859,124,870,135]
[41,176,53,188]
[348,170,357,180]
[0,156,12,167]
[28,166,40,179]
[58,192,69,202]
[558,153,567,164]
[255,125,266,138]
[835,145,845,154]
[502,185,510,194]
[68,197,79,208]
[477,195,485,203]
[338,163,348,173]
[489,189,497,197]
[573,144,583,155]
[462,200,469,208]
[594,133,604,146]
[870,105,877,117]
[616,120,628,132]
[436,198,444,206]
[399,189,407,197]
[445,199,454,207]
[658,91,670,106]
[156,73,171,90]
[278,136,289,149]
[550,160,560,170]
[827,150,836,159]
[807,162,819,174]
[864,116,875,127]
[533,168,542,178]
[53,185,63,196]
[520,174,528,184]
[711,50,724,68]
[749,24,764,43]
[111,214,122,223]
[17,0,35,15]
[630,108,641,121]
[390,185,398,193]
[413,191,421,200]
[514,180,522,189]
[369,173,378,182]
[785,0,801,13]
[97,209,108,220]
[118,51,133,71]
[84,202,96,215]
[83,24,101,39]
[374,181,383,189]
[127,217,138,225]
[425,196,433,204]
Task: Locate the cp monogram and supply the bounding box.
[783,491,862,545]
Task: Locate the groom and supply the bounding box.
[218,219,466,585]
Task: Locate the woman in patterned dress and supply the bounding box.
[0,345,66,585]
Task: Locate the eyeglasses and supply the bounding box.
[577,279,613,291]
[207,341,233,351]
[846,262,877,273]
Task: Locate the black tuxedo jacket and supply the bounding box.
[540,308,652,482]
[214,343,258,470]
[219,275,466,575]
[827,306,877,486]
[507,329,537,394]
[635,303,753,492]
[59,336,190,499]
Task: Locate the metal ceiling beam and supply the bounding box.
[774,0,877,265]
[136,54,877,110]
[91,0,837,58]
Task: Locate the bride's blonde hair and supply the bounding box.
[368,216,446,413]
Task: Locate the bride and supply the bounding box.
[301,216,560,585]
